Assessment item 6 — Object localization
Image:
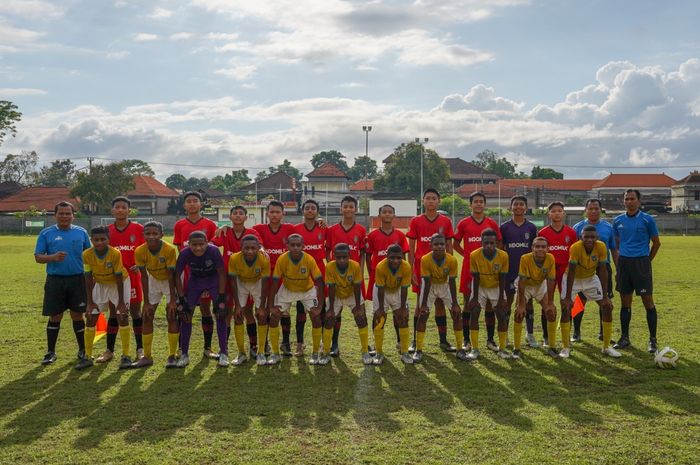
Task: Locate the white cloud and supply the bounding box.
[0,0,64,19]
[628,147,678,166]
[106,50,130,60]
[338,82,365,88]
[0,87,47,96]
[170,32,194,41]
[149,7,173,19]
[133,33,158,42]
[214,64,257,81]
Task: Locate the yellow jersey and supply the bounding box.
[134,241,177,281]
[469,248,509,289]
[518,252,555,287]
[83,246,127,284]
[420,252,458,284]
[375,258,412,292]
[228,251,271,284]
[569,240,608,279]
[326,260,362,299]
[273,252,322,293]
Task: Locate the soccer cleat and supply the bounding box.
[368,345,376,357]
[267,354,281,365]
[408,340,416,354]
[318,354,331,366]
[541,340,550,349]
[373,353,385,365]
[165,355,178,368]
[329,342,340,357]
[256,354,267,366]
[119,355,133,370]
[497,349,511,360]
[294,342,305,356]
[526,333,540,348]
[462,342,472,352]
[559,348,571,358]
[486,340,499,352]
[466,349,480,361]
[218,353,229,367]
[613,337,631,350]
[602,347,622,358]
[511,349,523,359]
[249,346,258,359]
[546,347,559,358]
[647,338,658,354]
[309,353,320,365]
[75,356,93,371]
[77,350,86,360]
[41,351,57,365]
[176,353,190,368]
[412,350,424,363]
[439,341,457,353]
[131,357,153,368]
[455,349,469,361]
[361,352,373,365]
[203,348,220,360]
[96,350,114,363]
[400,353,414,365]
[136,348,145,360]
[280,342,292,357]
[233,352,248,366]
[571,333,582,343]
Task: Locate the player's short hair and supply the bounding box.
[469,191,486,204]
[387,244,403,256]
[584,198,602,208]
[303,199,320,210]
[183,191,203,202]
[533,236,548,245]
[510,195,528,206]
[111,196,131,207]
[90,225,109,237]
[423,188,440,199]
[481,228,498,239]
[268,200,284,211]
[230,205,247,215]
[143,221,163,232]
[287,233,303,242]
[334,243,350,254]
[547,201,565,211]
[430,233,445,243]
[341,195,357,207]
[241,234,259,244]
[624,188,642,200]
[582,224,598,234]
[188,231,207,242]
[378,204,395,214]
[54,201,75,213]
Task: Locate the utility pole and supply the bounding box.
[87,156,95,174]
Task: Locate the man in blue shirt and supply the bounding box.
[34,201,91,365]
[612,189,661,352]
[571,198,619,342]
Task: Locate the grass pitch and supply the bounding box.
[0,235,698,465]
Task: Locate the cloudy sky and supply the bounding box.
[1,0,699,181]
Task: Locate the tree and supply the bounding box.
[374,142,450,195]
[471,149,528,179]
[0,151,38,184]
[268,159,302,181]
[439,194,471,218]
[347,155,379,182]
[211,169,252,193]
[70,162,135,213]
[254,170,269,182]
[122,159,155,177]
[531,165,564,179]
[34,159,77,187]
[182,177,210,192]
[311,150,349,173]
[165,173,187,190]
[0,101,22,146]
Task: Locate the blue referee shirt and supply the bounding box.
[573,219,616,261]
[612,210,659,258]
[34,224,91,276]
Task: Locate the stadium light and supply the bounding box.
[362,125,372,187]
[415,137,429,203]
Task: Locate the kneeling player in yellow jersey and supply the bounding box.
[324,243,366,366]
[269,234,324,366]
[414,234,460,362]
[563,225,620,358]
[514,237,556,360]
[132,222,178,368]
[76,226,130,370]
[229,235,270,366]
[372,244,412,365]
[467,229,509,361]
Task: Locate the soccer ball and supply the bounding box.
[654,347,679,369]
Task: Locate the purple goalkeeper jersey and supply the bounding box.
[500,219,538,283]
[176,245,223,283]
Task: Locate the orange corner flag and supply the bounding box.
[571,295,585,318]
[93,312,107,343]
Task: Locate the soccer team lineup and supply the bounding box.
[35,186,677,372]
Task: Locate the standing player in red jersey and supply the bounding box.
[173,191,219,359]
[212,205,262,357]
[406,188,455,353]
[325,195,367,357]
[253,200,297,356]
[99,196,145,369]
[538,201,578,355]
[294,199,327,356]
[365,204,409,348]
[452,192,502,352]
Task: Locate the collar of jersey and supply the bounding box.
[289,252,304,265]
[148,242,163,256]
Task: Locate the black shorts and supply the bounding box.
[42,274,87,316]
[616,256,653,296]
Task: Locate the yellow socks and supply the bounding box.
[234,323,245,353]
[358,326,369,353]
[561,322,571,349]
[143,332,153,359]
[470,330,479,350]
[399,327,410,354]
[547,321,556,348]
[269,325,280,355]
[168,332,179,357]
[416,331,426,351]
[602,321,612,349]
[374,316,386,354]
[120,325,131,357]
[514,322,523,350]
[84,326,95,358]
[322,327,332,354]
[498,331,507,351]
[455,329,464,350]
[257,324,268,352]
[312,327,322,354]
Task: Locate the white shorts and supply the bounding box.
[515,278,547,304]
[562,273,604,302]
[328,294,364,313]
[92,277,131,313]
[372,285,405,313]
[274,286,319,314]
[147,274,172,305]
[471,282,501,309]
[237,279,263,308]
[418,281,453,310]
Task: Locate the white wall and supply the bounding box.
[369,199,418,217]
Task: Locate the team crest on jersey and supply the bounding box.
[494,264,500,271]
[317,233,323,241]
[301,267,307,274]
[443,267,449,274]
[438,227,444,234]
[592,256,598,262]
[353,235,359,243]
[347,275,354,282]
[159,257,165,263]
[255,267,261,274]
[130,234,136,243]
[106,262,113,268]
[565,236,571,244]
[205,259,213,267]
[525,232,530,240]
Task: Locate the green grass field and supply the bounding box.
[0,235,698,465]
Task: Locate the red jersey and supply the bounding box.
[108,221,145,268]
[325,222,366,262]
[211,227,261,267]
[294,222,327,275]
[253,223,296,270]
[538,224,578,267]
[173,217,217,250]
[406,213,454,261]
[365,228,409,269]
